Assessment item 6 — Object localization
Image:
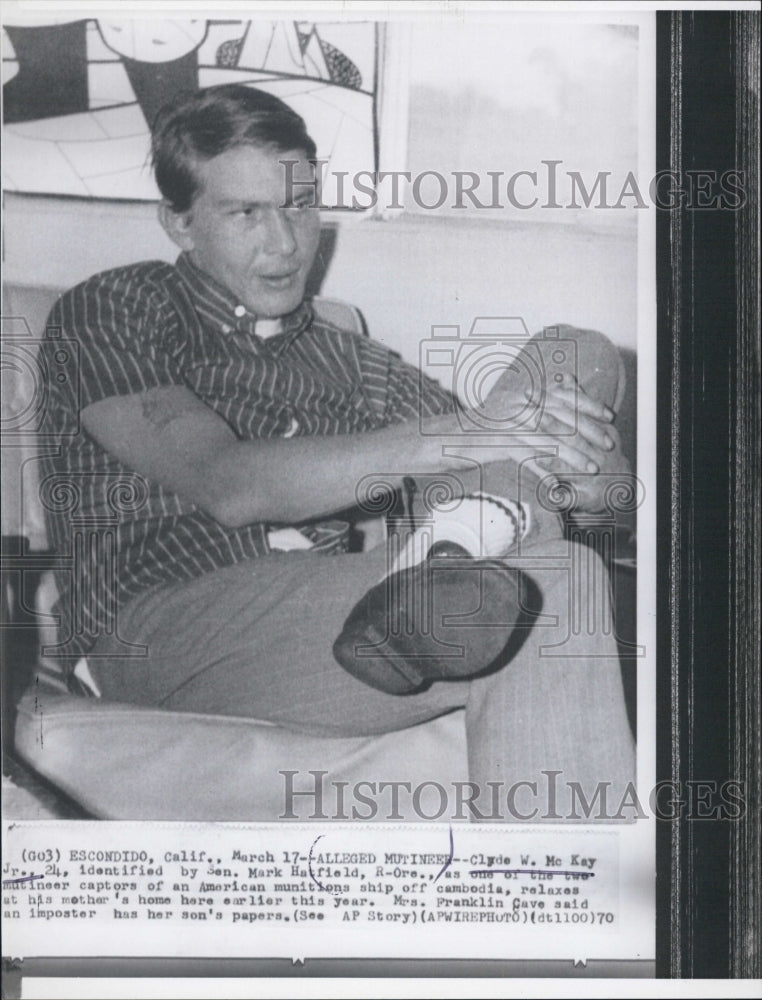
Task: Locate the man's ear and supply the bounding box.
[158,201,195,251]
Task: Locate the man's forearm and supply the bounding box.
[207,412,475,527]
[81,381,617,531]
[82,385,505,529]
[204,399,621,529]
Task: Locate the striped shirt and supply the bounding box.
[40,253,455,661]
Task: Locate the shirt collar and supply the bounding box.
[175,252,312,348]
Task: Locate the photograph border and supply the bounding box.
[1,5,760,992]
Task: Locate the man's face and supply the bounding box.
[170,145,321,318]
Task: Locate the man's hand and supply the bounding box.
[459,372,631,511]
[534,415,631,512]
[457,371,616,468]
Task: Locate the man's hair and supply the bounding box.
[151,84,318,212]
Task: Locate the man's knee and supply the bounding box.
[516,537,613,631]
[534,324,625,413]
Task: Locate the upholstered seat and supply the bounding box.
[13,688,468,821]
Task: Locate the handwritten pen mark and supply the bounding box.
[3,874,45,886]
[307,834,342,897]
[433,825,454,884]
[469,869,595,879]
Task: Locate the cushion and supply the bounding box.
[14,687,468,821]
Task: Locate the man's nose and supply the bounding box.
[261,208,298,256]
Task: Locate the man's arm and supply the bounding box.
[81,381,615,529]
[82,385,449,528]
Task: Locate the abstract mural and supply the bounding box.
[1,17,378,205]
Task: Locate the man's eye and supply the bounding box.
[232,206,260,220]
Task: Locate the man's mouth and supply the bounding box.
[259,270,300,289]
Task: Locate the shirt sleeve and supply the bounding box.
[49,265,187,411]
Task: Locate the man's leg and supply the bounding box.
[88,547,467,737]
[463,531,635,820]
[450,325,635,815]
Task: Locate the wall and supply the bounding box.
[3,194,638,369]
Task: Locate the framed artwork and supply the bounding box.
[2,16,378,206]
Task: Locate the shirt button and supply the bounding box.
[234,305,246,318]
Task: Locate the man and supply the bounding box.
[41,84,634,818]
